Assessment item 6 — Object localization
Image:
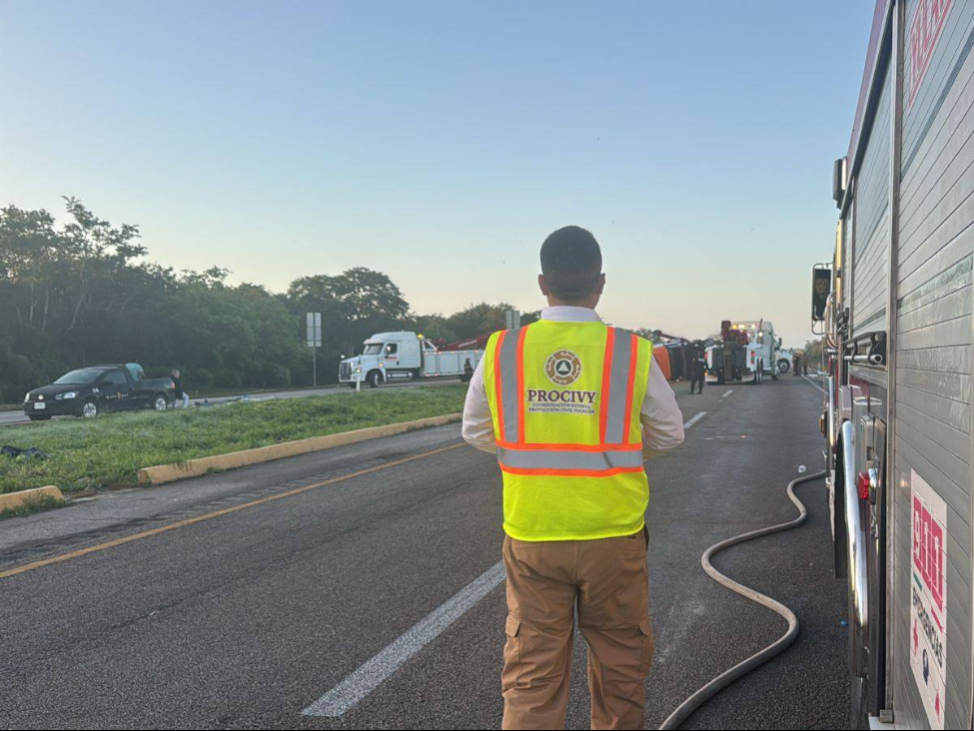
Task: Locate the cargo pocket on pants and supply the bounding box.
[638,615,655,677]
[502,614,523,690]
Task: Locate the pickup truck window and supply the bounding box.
[55,368,104,385]
[101,370,128,387]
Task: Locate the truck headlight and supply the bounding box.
[354,367,362,374]
[57,391,79,400]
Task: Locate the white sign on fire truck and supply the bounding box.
[910,469,947,730]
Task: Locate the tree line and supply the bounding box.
[0,198,530,403]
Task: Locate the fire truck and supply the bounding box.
[815,1,973,728]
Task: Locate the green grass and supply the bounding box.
[0,386,467,496]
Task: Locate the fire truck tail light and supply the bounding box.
[857,471,871,501]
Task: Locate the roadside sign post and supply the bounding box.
[306,313,322,387]
[505,310,521,330]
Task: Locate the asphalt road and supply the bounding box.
[0,375,848,729]
[0,379,460,427]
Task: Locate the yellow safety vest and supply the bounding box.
[484,319,652,541]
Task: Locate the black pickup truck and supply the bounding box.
[23,364,175,421]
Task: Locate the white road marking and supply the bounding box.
[803,375,825,394]
[302,560,506,718]
[721,389,734,399]
[683,412,707,430]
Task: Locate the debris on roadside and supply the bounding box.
[1,445,51,460]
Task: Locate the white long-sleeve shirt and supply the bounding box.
[462,306,685,459]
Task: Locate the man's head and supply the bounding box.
[538,226,605,308]
[172,369,180,378]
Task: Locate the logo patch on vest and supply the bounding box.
[545,350,582,386]
[530,351,596,414]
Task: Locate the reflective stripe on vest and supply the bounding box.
[493,327,526,446]
[492,324,642,475]
[496,445,644,473]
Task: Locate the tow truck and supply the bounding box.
[338,331,484,388]
[705,320,780,384]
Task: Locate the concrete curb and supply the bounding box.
[0,485,65,512]
[138,412,463,486]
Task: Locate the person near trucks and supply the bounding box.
[462,225,684,730]
[688,349,706,395]
[171,369,189,408]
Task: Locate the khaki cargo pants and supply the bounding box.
[501,528,654,730]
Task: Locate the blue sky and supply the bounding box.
[1,0,878,347]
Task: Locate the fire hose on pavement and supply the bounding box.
[659,469,828,730]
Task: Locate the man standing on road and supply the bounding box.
[462,226,685,730]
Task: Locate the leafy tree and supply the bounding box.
[406,313,458,344]
[444,302,517,339]
[804,337,825,368]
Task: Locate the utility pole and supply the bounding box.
[306,313,322,387]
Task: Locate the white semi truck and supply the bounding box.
[338,331,485,388]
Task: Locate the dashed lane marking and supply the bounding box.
[302,561,507,717]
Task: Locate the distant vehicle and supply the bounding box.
[777,349,794,374]
[23,364,175,421]
[339,331,485,388]
[705,319,781,384]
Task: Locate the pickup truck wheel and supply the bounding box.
[778,359,790,373]
[367,370,382,388]
[152,394,168,412]
[81,400,99,419]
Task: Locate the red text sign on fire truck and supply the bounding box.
[908,0,954,107]
[911,469,947,730]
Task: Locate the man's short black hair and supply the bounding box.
[540,226,602,300]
